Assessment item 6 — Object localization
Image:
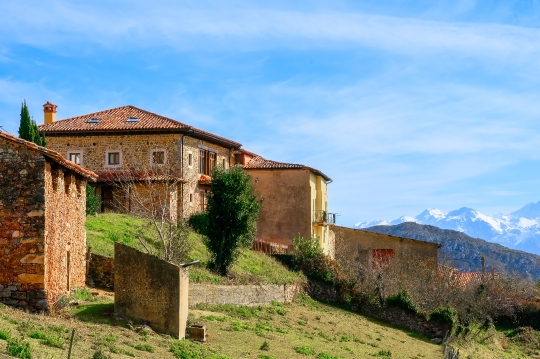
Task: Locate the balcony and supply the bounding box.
[313,210,336,226]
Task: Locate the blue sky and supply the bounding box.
[2,1,540,226]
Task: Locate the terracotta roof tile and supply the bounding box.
[0,132,98,181]
[38,105,241,148]
[95,170,186,183]
[242,155,332,182]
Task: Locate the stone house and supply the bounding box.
[39,103,241,219]
[332,226,440,271]
[0,132,98,310]
[237,151,335,257]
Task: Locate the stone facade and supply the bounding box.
[0,134,95,310]
[45,133,234,219]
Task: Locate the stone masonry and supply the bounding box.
[0,133,96,310]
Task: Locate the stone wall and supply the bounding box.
[189,283,300,307]
[0,139,47,309]
[44,162,87,306]
[114,243,189,339]
[0,137,88,310]
[181,135,232,218]
[87,253,115,289]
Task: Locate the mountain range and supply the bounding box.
[355,202,540,255]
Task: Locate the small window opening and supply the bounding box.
[151,150,165,165]
[189,193,193,206]
[68,152,81,165]
[188,153,193,167]
[64,173,72,195]
[108,152,120,166]
[87,118,100,124]
[222,158,226,168]
[126,117,139,123]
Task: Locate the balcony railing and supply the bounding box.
[313,210,336,225]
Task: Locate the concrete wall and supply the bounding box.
[246,169,312,247]
[114,243,188,339]
[189,283,300,307]
[0,138,87,310]
[333,226,439,269]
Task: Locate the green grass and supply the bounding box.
[86,213,304,285]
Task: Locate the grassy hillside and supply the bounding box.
[0,294,443,359]
[86,213,304,285]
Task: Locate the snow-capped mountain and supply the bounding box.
[355,202,540,255]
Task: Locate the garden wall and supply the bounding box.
[87,253,115,289]
[188,283,300,307]
[114,243,189,339]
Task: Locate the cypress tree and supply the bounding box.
[18,100,32,141]
[18,101,46,146]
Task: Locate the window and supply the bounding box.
[151,149,166,165]
[188,152,193,167]
[106,151,122,167]
[126,117,139,123]
[67,151,82,166]
[87,118,100,124]
[199,149,217,175]
[199,190,208,211]
[222,158,226,168]
[189,193,193,206]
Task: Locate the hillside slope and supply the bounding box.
[364,222,540,280]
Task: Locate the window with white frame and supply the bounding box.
[151,149,166,165]
[106,150,122,167]
[67,151,83,166]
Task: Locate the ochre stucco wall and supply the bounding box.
[246,169,312,247]
[332,226,439,269]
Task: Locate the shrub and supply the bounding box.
[317,352,341,359]
[188,212,209,236]
[6,337,32,359]
[71,287,95,301]
[294,345,316,355]
[86,183,101,215]
[429,306,459,329]
[134,343,154,352]
[259,340,270,351]
[385,290,416,313]
[92,350,111,359]
[205,166,262,276]
[0,328,10,340]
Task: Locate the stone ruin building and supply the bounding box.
[0,132,97,310]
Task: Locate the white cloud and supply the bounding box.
[2,1,540,59]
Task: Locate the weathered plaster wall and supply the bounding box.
[114,243,189,339]
[333,226,439,268]
[0,139,47,309]
[43,162,87,306]
[246,169,312,247]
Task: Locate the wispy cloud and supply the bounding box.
[2,1,540,60]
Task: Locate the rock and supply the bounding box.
[35,299,48,311]
[431,338,443,344]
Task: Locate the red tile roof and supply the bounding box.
[95,170,186,183]
[0,132,98,181]
[38,105,241,148]
[242,155,332,182]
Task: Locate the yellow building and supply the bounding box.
[238,151,335,257]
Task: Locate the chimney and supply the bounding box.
[43,102,57,125]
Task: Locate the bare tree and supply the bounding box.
[103,160,192,265]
